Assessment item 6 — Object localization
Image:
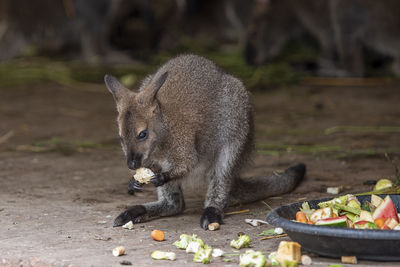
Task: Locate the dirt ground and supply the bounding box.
[0,78,399,267]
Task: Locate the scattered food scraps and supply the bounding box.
[275,241,301,266]
[112,246,125,257]
[258,227,284,236]
[230,234,251,249]
[245,219,269,227]
[208,222,220,231]
[327,186,343,194]
[239,249,266,267]
[212,248,224,257]
[341,256,357,264]
[301,255,312,265]
[151,251,176,261]
[193,245,213,264]
[133,168,154,184]
[122,221,134,230]
[151,229,165,241]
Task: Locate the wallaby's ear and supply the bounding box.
[104,74,131,102]
[138,71,168,105]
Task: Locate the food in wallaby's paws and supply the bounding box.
[133,168,154,184]
[295,194,400,230]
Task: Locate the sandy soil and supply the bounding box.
[0,80,399,266]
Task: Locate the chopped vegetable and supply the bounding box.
[239,250,266,267]
[275,241,301,266]
[315,216,347,227]
[359,210,374,222]
[212,248,224,257]
[353,221,378,229]
[133,167,154,184]
[299,202,314,217]
[173,234,201,249]
[372,195,399,222]
[383,218,399,229]
[374,178,393,191]
[334,203,360,215]
[186,240,203,253]
[327,186,342,194]
[341,256,357,264]
[151,229,165,241]
[374,218,386,228]
[230,234,251,249]
[309,207,332,223]
[295,211,308,223]
[193,244,212,264]
[371,194,384,207]
[282,260,298,267]
[151,250,176,261]
[268,252,279,266]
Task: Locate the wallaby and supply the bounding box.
[104,54,305,230]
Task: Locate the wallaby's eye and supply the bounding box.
[137,129,148,141]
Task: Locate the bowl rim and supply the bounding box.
[266,194,400,240]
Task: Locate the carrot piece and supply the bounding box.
[374,218,386,229]
[296,211,308,223]
[151,229,165,241]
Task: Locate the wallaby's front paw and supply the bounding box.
[113,205,147,227]
[128,177,142,195]
[150,172,170,187]
[200,207,222,230]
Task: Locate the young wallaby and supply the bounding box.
[104,54,305,230]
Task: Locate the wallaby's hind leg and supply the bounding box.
[200,144,241,230]
[114,181,185,226]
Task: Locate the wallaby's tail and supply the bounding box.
[229,163,306,205]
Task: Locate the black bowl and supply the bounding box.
[266,195,400,261]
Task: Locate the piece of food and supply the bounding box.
[315,216,348,227]
[327,186,342,194]
[359,210,374,222]
[151,229,165,241]
[230,234,251,249]
[112,246,126,257]
[295,211,308,223]
[374,178,393,191]
[341,256,357,264]
[186,240,203,253]
[212,248,224,257]
[133,167,154,184]
[281,260,298,267]
[208,222,220,231]
[173,234,200,249]
[383,218,398,229]
[374,218,386,228]
[301,255,312,265]
[275,241,301,266]
[309,207,332,223]
[353,221,378,229]
[372,195,399,222]
[193,244,212,264]
[239,250,266,267]
[371,194,384,208]
[334,203,361,215]
[268,252,279,266]
[299,202,315,217]
[122,221,134,230]
[151,250,176,261]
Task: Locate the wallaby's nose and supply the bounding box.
[127,153,142,170]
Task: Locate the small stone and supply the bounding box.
[120,260,132,265]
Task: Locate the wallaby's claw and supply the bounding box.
[150,172,170,187]
[113,205,147,227]
[128,177,142,195]
[200,207,223,230]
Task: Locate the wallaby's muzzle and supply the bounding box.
[127,152,142,170]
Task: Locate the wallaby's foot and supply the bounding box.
[114,205,147,226]
[127,178,142,195]
[200,207,223,230]
[150,172,170,187]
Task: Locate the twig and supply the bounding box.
[0,130,15,145]
[224,209,249,216]
[260,234,287,240]
[261,201,273,211]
